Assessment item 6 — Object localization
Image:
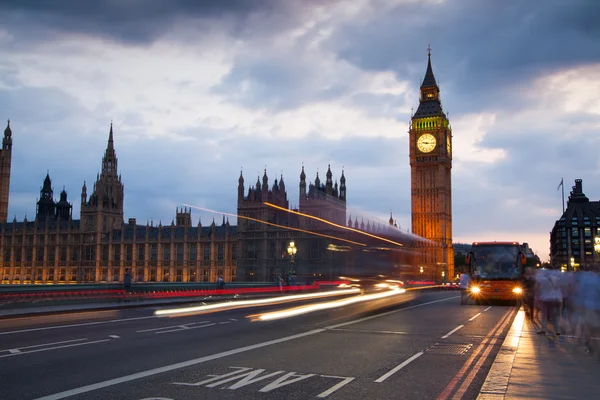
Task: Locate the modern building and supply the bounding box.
[0,124,237,284]
[550,179,600,271]
[409,49,455,279]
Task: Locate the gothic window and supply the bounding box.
[188,244,197,261]
[150,244,158,261]
[162,245,170,262]
[176,244,184,265]
[137,245,144,261]
[203,245,210,261]
[126,244,133,261]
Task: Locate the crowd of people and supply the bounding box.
[522,266,600,358]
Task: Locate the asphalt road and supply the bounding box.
[0,290,518,400]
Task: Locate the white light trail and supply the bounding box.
[249,288,406,322]
[154,288,361,317]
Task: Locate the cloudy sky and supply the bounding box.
[1,0,599,260]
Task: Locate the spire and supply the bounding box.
[421,45,438,88]
[42,172,52,193]
[4,119,11,137]
[300,165,306,181]
[389,211,394,225]
[108,121,114,150]
[340,169,346,184]
[326,164,333,181]
[101,122,117,176]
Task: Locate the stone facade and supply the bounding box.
[409,51,455,279]
[0,125,237,284]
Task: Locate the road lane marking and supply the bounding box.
[0,339,111,359]
[8,349,20,354]
[317,375,355,398]
[1,338,88,353]
[441,325,464,339]
[374,352,424,383]
[34,295,457,400]
[468,313,482,321]
[437,309,514,400]
[109,335,120,339]
[33,329,326,400]
[0,315,157,336]
[155,323,216,334]
[452,309,515,399]
[483,306,491,312]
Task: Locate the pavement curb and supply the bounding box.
[476,307,525,400]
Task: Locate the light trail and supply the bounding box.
[182,204,366,247]
[247,287,406,322]
[264,202,406,248]
[154,288,361,317]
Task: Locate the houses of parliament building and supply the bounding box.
[0,53,454,284]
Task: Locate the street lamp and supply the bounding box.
[287,241,297,278]
[441,270,446,282]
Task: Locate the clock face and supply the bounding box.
[417,134,436,153]
[446,136,451,155]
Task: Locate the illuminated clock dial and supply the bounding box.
[446,136,451,155]
[417,133,436,153]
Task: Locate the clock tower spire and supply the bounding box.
[409,48,454,279]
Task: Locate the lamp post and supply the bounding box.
[287,241,297,283]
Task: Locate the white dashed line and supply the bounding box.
[469,313,482,321]
[375,352,424,383]
[442,325,464,339]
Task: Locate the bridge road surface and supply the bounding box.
[0,291,518,400]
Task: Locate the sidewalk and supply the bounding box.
[478,308,598,400]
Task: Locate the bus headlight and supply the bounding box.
[512,287,522,294]
[470,286,481,294]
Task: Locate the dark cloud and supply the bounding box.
[0,0,336,46]
[327,0,600,114]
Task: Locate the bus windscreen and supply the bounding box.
[471,244,521,279]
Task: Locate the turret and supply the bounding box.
[262,169,269,199]
[238,170,244,200]
[339,169,346,202]
[300,165,307,200]
[81,181,87,205]
[326,164,333,195]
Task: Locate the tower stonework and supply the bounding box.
[409,51,454,279]
[0,120,13,222]
[80,123,124,232]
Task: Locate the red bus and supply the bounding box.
[464,241,526,304]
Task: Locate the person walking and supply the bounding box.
[459,270,471,305]
[536,269,562,335]
[123,268,132,293]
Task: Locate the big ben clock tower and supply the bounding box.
[409,48,454,279]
